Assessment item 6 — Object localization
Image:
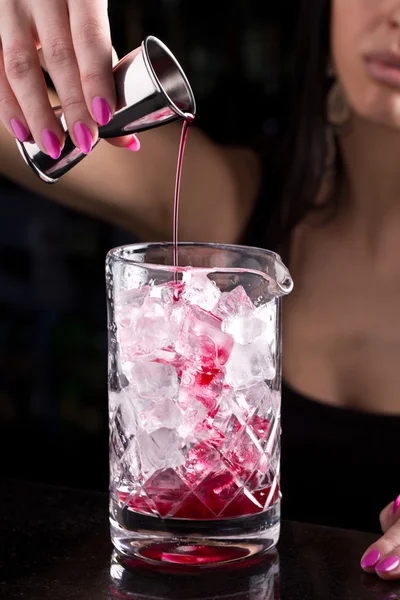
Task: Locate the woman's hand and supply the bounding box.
[0,0,139,157]
[361,496,400,580]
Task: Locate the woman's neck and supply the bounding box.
[339,114,400,217]
[336,114,400,258]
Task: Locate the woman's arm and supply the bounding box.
[0,0,260,242]
[0,119,261,243]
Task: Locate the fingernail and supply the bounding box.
[376,556,400,573]
[73,122,93,155]
[361,549,381,569]
[11,118,29,143]
[125,135,141,152]
[41,129,61,159]
[393,495,400,515]
[92,96,111,126]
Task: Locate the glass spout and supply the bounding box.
[272,255,294,296]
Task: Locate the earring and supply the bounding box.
[327,61,352,129]
[327,80,352,128]
[317,61,346,206]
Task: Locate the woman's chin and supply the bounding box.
[355,90,400,131]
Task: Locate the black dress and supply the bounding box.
[281,381,400,534]
[243,169,400,535]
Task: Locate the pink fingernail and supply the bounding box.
[376,556,400,573]
[393,495,400,515]
[361,549,380,569]
[11,118,29,143]
[42,129,61,159]
[73,122,93,155]
[125,135,141,152]
[92,96,111,126]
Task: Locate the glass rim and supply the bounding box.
[108,241,281,265]
[107,242,293,295]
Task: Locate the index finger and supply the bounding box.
[67,0,116,125]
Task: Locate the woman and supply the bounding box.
[0,0,399,579]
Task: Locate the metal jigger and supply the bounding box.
[16,36,196,184]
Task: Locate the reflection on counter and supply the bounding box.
[110,548,280,599]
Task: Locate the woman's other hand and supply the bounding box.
[361,496,400,580]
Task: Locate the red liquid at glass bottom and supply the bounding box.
[119,480,279,520]
[114,470,279,565]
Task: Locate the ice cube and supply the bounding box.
[145,348,184,370]
[222,314,267,345]
[138,427,184,477]
[150,281,184,304]
[213,285,268,345]
[239,381,272,417]
[182,270,221,311]
[177,398,209,441]
[117,286,186,363]
[142,468,191,518]
[178,441,222,487]
[131,361,179,401]
[117,326,141,363]
[115,291,145,362]
[117,388,140,435]
[176,306,234,372]
[254,301,277,349]
[212,382,271,425]
[213,285,254,319]
[114,287,148,328]
[180,367,224,414]
[225,338,276,388]
[178,368,224,441]
[115,287,149,308]
[210,385,273,461]
[223,425,264,483]
[134,297,174,354]
[138,397,182,433]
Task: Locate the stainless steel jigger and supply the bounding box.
[16,36,196,184]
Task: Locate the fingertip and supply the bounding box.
[92,96,112,126]
[375,555,400,580]
[107,135,141,151]
[11,118,29,143]
[125,135,141,152]
[361,548,381,571]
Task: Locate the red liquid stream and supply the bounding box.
[173,115,194,267]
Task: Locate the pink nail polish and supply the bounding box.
[42,129,61,159]
[92,96,111,126]
[376,556,400,573]
[393,495,400,515]
[361,549,380,569]
[73,122,93,155]
[11,118,29,143]
[126,135,141,152]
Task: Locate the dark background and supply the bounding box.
[0,0,295,492]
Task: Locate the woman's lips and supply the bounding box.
[364,51,400,89]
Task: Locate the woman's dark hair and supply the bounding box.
[246,0,338,253]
